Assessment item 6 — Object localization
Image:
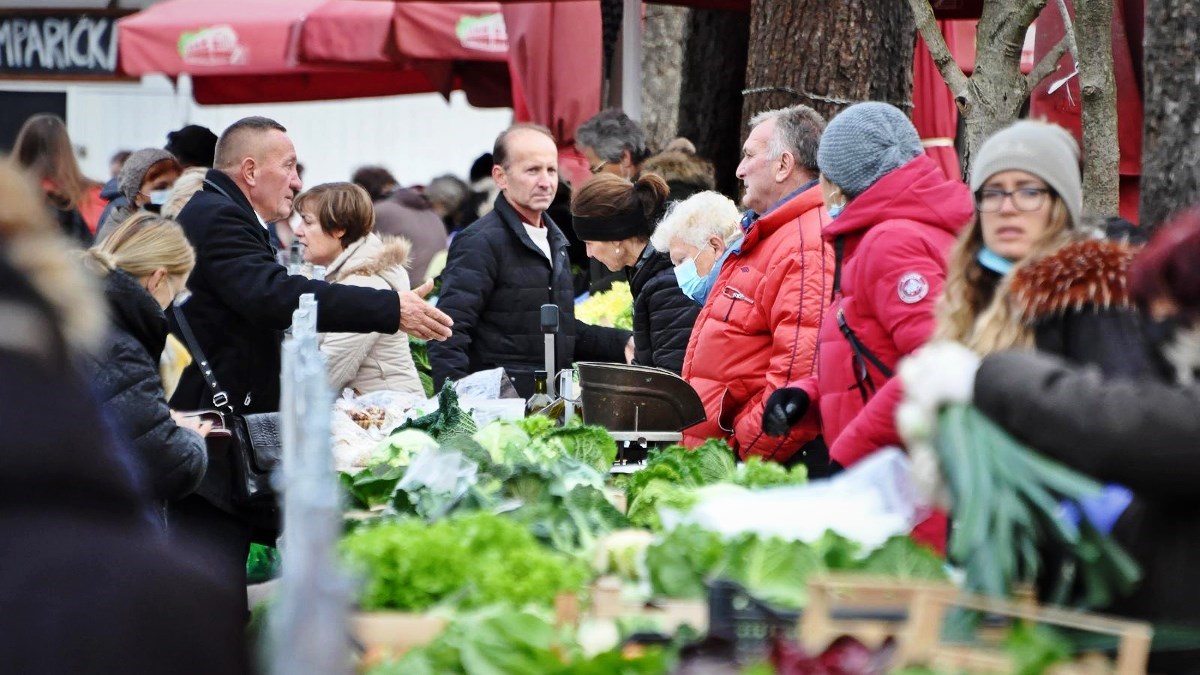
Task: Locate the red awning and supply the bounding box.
[116,0,511,105]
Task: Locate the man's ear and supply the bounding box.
[241,156,258,187]
[491,164,506,191]
[775,151,795,183]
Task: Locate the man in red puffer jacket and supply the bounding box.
[763,102,974,552]
[680,105,835,471]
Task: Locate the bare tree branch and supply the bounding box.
[1053,0,1081,65]
[994,0,1048,54]
[906,0,969,100]
[1026,34,1071,91]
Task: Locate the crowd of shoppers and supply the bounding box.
[6,92,1199,673]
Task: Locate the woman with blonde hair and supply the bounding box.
[936,120,1156,378]
[82,212,210,527]
[12,114,96,246]
[294,182,423,394]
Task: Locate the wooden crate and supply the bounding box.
[800,574,1153,674]
[587,576,708,633]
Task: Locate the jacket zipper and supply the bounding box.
[722,286,754,321]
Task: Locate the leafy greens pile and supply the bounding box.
[644,525,946,608]
[341,511,590,612]
[365,605,670,675]
[622,439,807,529]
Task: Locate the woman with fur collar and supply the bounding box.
[294,182,424,395]
[936,120,1157,379]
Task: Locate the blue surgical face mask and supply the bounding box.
[148,189,171,206]
[976,247,1015,275]
[825,187,846,219]
[674,250,706,303]
[674,236,742,305]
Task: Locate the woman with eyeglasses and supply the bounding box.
[81,212,210,528]
[935,120,1157,379]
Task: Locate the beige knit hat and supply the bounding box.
[970,120,1082,227]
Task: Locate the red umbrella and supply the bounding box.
[116,0,510,105]
[297,0,511,106]
[913,22,962,181]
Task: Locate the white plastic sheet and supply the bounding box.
[667,448,929,552]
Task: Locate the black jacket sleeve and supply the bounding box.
[573,320,632,364]
[196,200,400,334]
[639,274,700,374]
[974,350,1200,500]
[1035,307,1159,380]
[94,340,208,502]
[429,227,498,388]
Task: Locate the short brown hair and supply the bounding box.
[293,182,375,247]
[492,123,555,169]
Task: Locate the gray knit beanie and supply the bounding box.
[969,120,1082,227]
[817,102,924,198]
[118,148,177,202]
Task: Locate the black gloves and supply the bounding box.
[763,388,810,437]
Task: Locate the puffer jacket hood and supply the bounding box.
[1009,237,1136,325]
[824,154,973,244]
[318,232,424,396]
[326,234,412,289]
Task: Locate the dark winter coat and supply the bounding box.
[0,252,249,675]
[628,247,699,374]
[1007,238,1158,380]
[975,350,1200,668]
[430,193,631,397]
[85,269,207,516]
[373,188,447,283]
[169,169,401,514]
[53,204,92,247]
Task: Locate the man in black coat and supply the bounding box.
[167,116,453,609]
[430,124,630,397]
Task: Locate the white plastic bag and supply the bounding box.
[670,448,927,551]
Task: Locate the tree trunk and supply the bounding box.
[678,8,750,199]
[957,1,1045,171]
[909,0,1071,178]
[1141,0,1200,229]
[1076,0,1119,218]
[640,5,687,153]
[742,0,915,131]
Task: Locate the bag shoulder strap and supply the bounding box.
[831,235,845,302]
[171,303,232,412]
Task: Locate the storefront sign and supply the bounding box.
[0,11,129,77]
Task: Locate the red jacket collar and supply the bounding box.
[741,183,826,252]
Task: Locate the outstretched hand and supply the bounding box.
[399,279,453,341]
[762,387,810,437]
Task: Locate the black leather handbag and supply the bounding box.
[171,305,281,507]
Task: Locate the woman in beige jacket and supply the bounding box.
[294,183,424,395]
